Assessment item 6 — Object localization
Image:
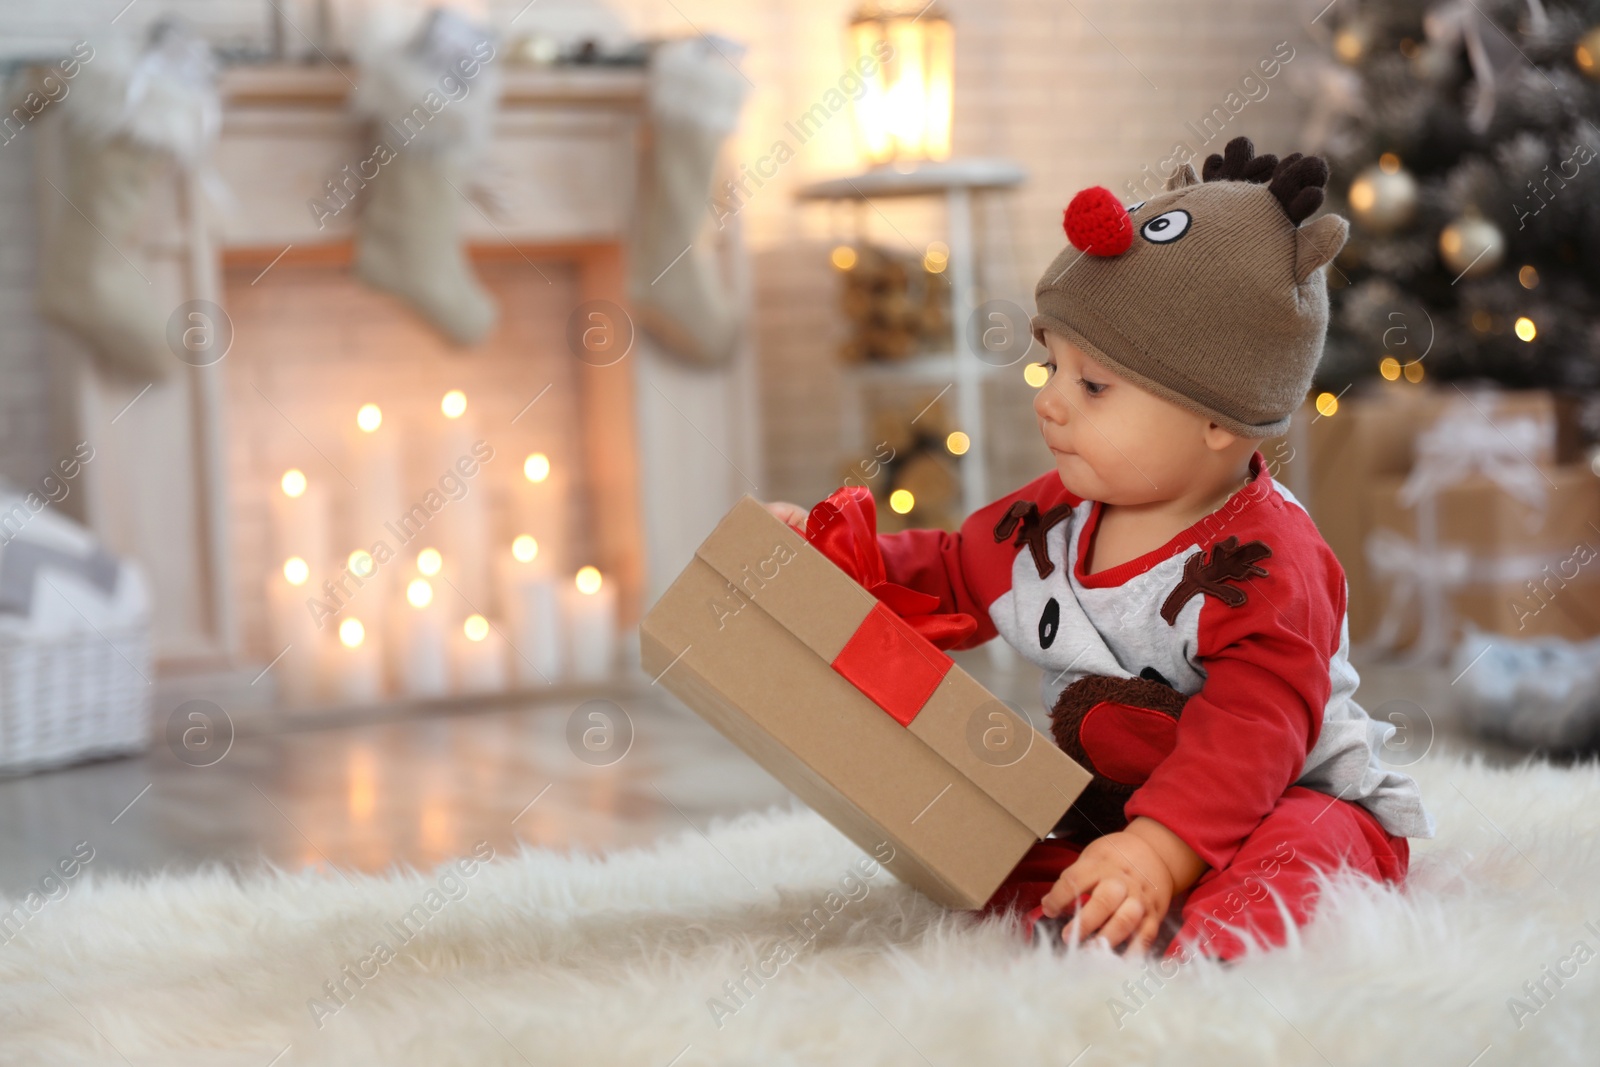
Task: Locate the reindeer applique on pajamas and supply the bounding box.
[876,450,1436,960]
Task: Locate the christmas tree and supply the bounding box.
[1312,0,1600,398]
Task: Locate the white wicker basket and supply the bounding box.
[0,489,154,775]
[0,624,153,775]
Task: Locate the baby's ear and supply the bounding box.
[1164,162,1200,190]
[1294,213,1349,283]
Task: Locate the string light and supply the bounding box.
[1515,316,1537,342]
[946,431,970,455]
[1024,363,1049,388]
[356,404,382,432]
[348,550,375,578]
[283,557,309,586]
[281,469,308,498]
[463,614,490,642]
[1379,356,1401,381]
[339,618,365,648]
[1519,265,1540,289]
[889,489,915,514]
[575,566,603,595]
[512,535,538,563]
[441,390,467,419]
[923,241,949,273]
[523,453,550,483]
[1315,392,1339,417]
[406,578,433,608]
[1334,28,1364,63]
[1403,360,1426,383]
[417,547,442,576]
[830,245,858,270]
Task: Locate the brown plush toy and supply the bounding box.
[1047,672,1188,843]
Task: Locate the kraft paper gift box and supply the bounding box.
[639,494,1091,911]
[1264,385,1576,645]
[1363,464,1600,651]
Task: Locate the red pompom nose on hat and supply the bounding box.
[1063,186,1133,256]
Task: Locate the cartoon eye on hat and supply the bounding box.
[1140,209,1191,243]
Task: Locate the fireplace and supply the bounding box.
[38,62,652,698]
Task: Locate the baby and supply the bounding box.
[767,137,1434,961]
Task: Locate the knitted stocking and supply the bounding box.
[38,26,218,380]
[355,152,496,345]
[629,38,749,368]
[352,8,500,346]
[37,133,173,379]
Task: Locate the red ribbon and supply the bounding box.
[804,487,978,650]
[802,487,978,726]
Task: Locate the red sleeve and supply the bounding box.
[874,472,1080,652]
[1121,529,1344,871]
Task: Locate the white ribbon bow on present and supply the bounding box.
[1398,406,1550,517]
[1364,392,1554,662]
[1360,528,1472,663]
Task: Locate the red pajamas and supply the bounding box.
[980,786,1409,960]
[871,450,1433,959]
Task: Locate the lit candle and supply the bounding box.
[496,536,561,686]
[397,576,449,698]
[565,565,617,682]
[494,533,543,620]
[267,556,321,707]
[452,613,508,693]
[514,451,568,573]
[269,467,329,574]
[334,616,384,704]
[344,546,390,637]
[434,389,490,608]
[347,402,401,601]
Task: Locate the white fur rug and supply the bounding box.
[4,746,1600,1066]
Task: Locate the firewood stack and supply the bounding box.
[835,242,952,363]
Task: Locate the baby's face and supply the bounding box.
[1032,329,1230,506]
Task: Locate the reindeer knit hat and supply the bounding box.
[1031,136,1350,438]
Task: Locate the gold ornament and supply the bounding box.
[1577,26,1600,80]
[1439,215,1504,278]
[1348,155,1418,234]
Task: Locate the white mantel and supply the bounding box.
[215,64,648,247]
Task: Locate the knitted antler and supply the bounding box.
[1202,135,1330,226]
[1268,153,1330,225]
[1201,136,1278,185]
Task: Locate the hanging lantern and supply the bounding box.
[848,3,954,166]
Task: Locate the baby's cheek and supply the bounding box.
[1079,433,1145,500]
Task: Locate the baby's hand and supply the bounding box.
[1040,828,1176,954]
[761,500,809,529]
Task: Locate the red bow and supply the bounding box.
[803,486,978,650]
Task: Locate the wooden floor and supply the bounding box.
[0,649,1513,898]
